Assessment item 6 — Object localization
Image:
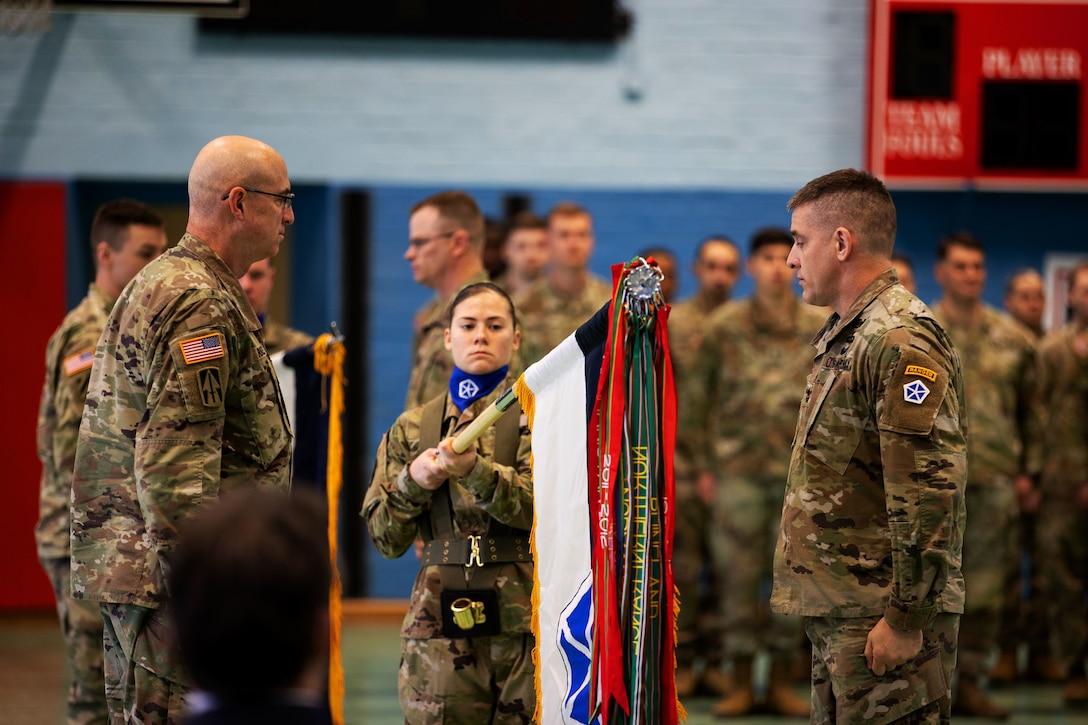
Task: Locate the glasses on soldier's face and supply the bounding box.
[407,231,457,250]
[221,187,295,210]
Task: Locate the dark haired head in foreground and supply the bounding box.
[171,489,331,723]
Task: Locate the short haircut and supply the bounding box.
[748,226,793,254]
[90,198,165,255]
[447,281,519,330]
[936,231,984,261]
[1004,267,1042,297]
[694,235,738,261]
[547,201,591,225]
[787,168,897,257]
[411,190,485,251]
[505,210,547,238]
[170,489,330,703]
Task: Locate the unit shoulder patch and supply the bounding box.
[879,347,949,436]
[170,329,229,422]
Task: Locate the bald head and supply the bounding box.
[186,135,294,276]
[188,136,287,217]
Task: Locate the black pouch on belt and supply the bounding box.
[440,588,501,638]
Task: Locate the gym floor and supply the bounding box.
[3,605,1087,724]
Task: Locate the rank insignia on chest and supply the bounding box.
[904,379,930,404]
[63,348,94,376]
[178,332,225,365]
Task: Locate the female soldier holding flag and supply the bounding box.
[363,282,535,725]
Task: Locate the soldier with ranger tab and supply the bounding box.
[771,169,967,724]
[70,135,295,725]
[36,198,167,725]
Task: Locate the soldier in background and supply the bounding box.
[772,169,966,724]
[683,227,823,716]
[1036,260,1088,707]
[239,257,313,356]
[70,136,295,724]
[1004,268,1046,339]
[492,211,548,298]
[512,201,611,367]
[36,199,167,725]
[667,234,740,698]
[993,265,1060,687]
[891,252,917,294]
[482,216,508,282]
[931,231,1042,718]
[636,245,679,303]
[404,191,490,409]
[364,283,534,724]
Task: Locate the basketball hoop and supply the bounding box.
[0,0,52,34]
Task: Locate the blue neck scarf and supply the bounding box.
[449,365,508,411]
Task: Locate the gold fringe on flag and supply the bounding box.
[314,333,346,725]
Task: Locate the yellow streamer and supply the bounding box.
[314,333,347,725]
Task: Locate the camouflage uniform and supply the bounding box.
[669,291,729,671]
[262,317,314,356]
[772,271,966,724]
[1035,326,1088,672]
[405,270,491,409]
[35,283,112,725]
[930,302,1040,678]
[683,294,826,661]
[363,378,534,725]
[511,274,612,367]
[71,233,293,725]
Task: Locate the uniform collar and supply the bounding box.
[87,282,117,315]
[176,233,261,332]
[811,268,898,355]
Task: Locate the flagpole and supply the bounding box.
[450,387,518,453]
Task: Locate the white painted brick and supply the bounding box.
[2,0,870,186]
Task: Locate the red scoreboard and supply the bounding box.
[868,0,1088,189]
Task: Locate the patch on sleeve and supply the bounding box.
[903,380,930,403]
[170,330,229,422]
[880,348,949,435]
[904,364,937,382]
[63,348,95,376]
[178,332,225,365]
[197,367,224,407]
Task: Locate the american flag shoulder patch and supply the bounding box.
[63,348,95,376]
[178,332,225,365]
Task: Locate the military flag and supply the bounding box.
[456,258,681,724]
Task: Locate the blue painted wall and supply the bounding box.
[5,3,1086,597]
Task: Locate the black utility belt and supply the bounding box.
[420,535,531,568]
